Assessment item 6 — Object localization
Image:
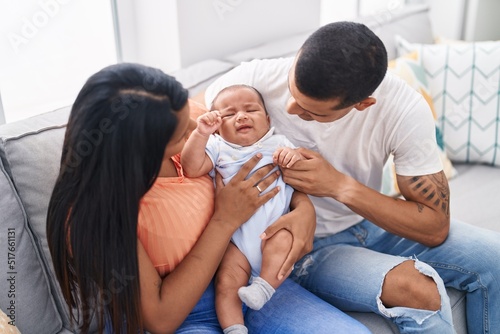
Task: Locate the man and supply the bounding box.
[205,21,500,333]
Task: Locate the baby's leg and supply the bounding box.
[215,242,251,334]
[238,229,293,310]
[260,229,294,287]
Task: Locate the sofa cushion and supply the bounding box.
[0,151,62,333]
[347,287,466,333]
[396,36,500,166]
[449,163,500,231]
[0,106,77,332]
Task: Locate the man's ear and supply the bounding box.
[354,97,376,111]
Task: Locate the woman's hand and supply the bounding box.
[261,191,316,279]
[212,153,280,232]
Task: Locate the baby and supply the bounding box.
[181,84,310,334]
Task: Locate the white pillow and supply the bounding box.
[396,36,500,166]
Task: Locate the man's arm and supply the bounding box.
[340,171,450,247]
[282,148,450,247]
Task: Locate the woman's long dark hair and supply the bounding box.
[47,63,188,333]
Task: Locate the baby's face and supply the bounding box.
[214,87,270,147]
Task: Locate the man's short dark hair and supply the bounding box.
[295,21,388,109]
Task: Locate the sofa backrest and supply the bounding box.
[0,106,81,333]
[356,4,435,60]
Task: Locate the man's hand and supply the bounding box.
[281,148,347,199]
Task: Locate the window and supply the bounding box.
[0,0,117,124]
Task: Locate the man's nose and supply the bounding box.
[286,97,303,115]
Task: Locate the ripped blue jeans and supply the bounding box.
[291,219,500,334]
[105,278,371,333]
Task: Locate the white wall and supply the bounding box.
[320,0,358,23]
[118,0,321,72]
[419,0,500,41]
[422,0,466,40]
[322,0,500,41]
[176,0,320,67]
[464,0,500,41]
[116,0,181,73]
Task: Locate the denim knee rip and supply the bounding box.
[293,255,314,278]
[376,257,452,326]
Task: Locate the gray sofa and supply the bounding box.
[0,4,498,334]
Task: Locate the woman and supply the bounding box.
[46,63,370,334]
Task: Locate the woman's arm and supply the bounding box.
[261,190,316,280]
[139,154,280,333]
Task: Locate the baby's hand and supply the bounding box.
[196,111,222,136]
[273,147,304,168]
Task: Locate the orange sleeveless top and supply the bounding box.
[138,154,214,277]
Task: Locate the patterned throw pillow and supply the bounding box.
[396,36,500,166]
[381,51,457,197]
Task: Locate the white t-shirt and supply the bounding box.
[205,57,443,237]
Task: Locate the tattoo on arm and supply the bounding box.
[416,203,424,213]
[409,174,450,216]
